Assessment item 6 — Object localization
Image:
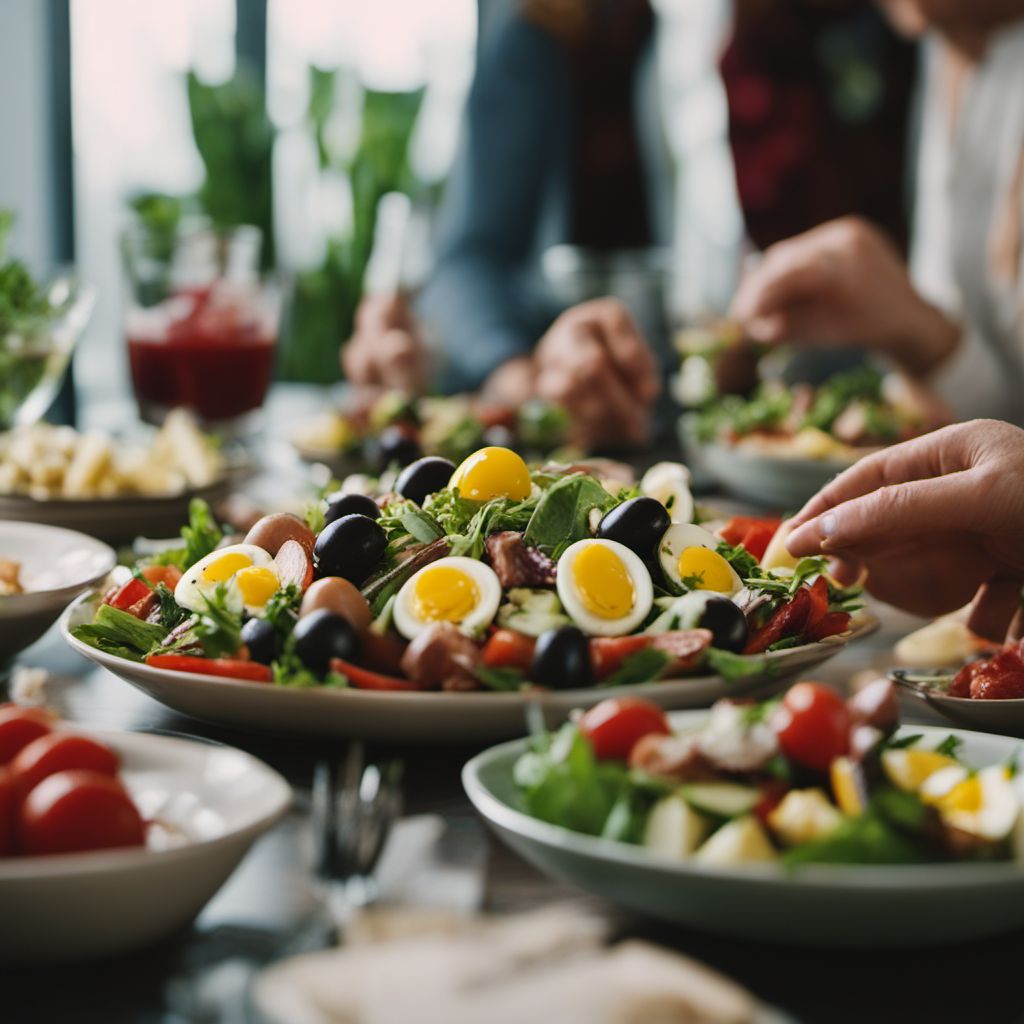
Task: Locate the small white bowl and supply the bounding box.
[0,728,292,965]
[0,521,116,662]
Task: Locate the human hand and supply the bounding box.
[534,298,660,449]
[786,419,1024,640]
[481,356,536,409]
[341,294,430,395]
[731,217,959,378]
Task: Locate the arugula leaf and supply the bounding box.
[766,636,804,653]
[934,734,963,759]
[264,584,302,635]
[193,585,243,658]
[706,647,774,682]
[716,541,761,580]
[885,733,923,750]
[523,473,616,557]
[599,648,671,688]
[154,582,190,631]
[474,665,527,692]
[72,605,166,662]
[400,508,444,543]
[304,500,326,534]
[181,499,223,569]
[783,810,924,867]
[271,637,349,688]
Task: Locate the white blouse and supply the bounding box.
[911,24,1024,425]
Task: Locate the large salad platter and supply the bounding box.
[64,447,872,742]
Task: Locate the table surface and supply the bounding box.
[5,389,1024,1024]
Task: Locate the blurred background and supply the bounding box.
[0,0,915,426]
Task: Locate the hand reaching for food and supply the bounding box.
[786,419,1024,640]
[534,298,660,450]
[730,216,960,379]
[341,294,431,396]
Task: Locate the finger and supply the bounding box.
[378,330,427,393]
[786,473,982,558]
[827,556,864,587]
[967,577,1024,643]
[788,424,975,530]
[731,244,835,323]
[342,338,377,386]
[590,302,660,402]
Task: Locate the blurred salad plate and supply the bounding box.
[465,683,1024,947]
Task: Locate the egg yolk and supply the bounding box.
[236,566,280,608]
[414,566,480,623]
[449,447,532,503]
[926,775,983,816]
[202,552,254,584]
[572,544,635,620]
[678,547,734,592]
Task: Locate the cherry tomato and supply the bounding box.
[0,770,16,856]
[145,654,272,682]
[589,636,653,680]
[773,682,850,772]
[0,706,53,766]
[17,770,145,856]
[10,733,119,800]
[481,629,536,673]
[578,697,671,761]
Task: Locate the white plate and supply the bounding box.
[0,728,291,965]
[0,477,233,547]
[61,594,876,743]
[464,714,1024,948]
[891,670,1024,737]
[0,522,116,662]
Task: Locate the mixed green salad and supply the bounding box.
[515,682,1024,867]
[71,445,861,694]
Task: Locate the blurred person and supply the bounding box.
[344,0,916,447]
[732,1,1024,425]
[787,419,1024,641]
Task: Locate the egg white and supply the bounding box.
[393,556,502,640]
[175,543,278,617]
[640,462,694,524]
[659,524,742,595]
[556,538,653,637]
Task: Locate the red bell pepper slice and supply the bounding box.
[329,657,417,691]
[803,611,852,643]
[481,629,536,672]
[145,654,272,682]
[719,516,782,562]
[744,587,812,654]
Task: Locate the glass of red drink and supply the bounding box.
[122,222,279,432]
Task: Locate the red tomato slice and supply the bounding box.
[17,770,145,856]
[10,733,119,800]
[744,588,812,654]
[0,706,54,766]
[106,577,152,613]
[481,629,536,672]
[578,697,671,761]
[145,654,272,683]
[804,611,852,643]
[329,658,416,691]
[141,565,183,589]
[590,636,653,680]
[0,770,16,856]
[773,682,850,772]
[720,516,782,561]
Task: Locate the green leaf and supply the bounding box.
[599,648,672,688]
[400,508,444,543]
[716,541,761,580]
[523,473,616,557]
[933,734,963,759]
[706,647,773,682]
[474,665,526,692]
[72,605,166,662]
[884,733,923,750]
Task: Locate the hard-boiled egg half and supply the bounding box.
[175,544,281,618]
[556,538,653,637]
[393,556,502,640]
[449,446,532,502]
[659,524,742,595]
[920,763,1020,843]
[640,461,694,524]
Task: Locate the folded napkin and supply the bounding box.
[253,905,761,1024]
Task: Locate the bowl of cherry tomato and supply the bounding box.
[0,704,291,964]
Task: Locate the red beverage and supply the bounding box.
[126,284,277,425]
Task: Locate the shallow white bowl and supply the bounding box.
[61,594,875,743]
[891,670,1024,737]
[0,522,116,662]
[464,713,1024,948]
[0,728,291,965]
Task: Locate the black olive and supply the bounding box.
[293,609,360,676]
[531,626,593,690]
[367,425,422,472]
[597,497,671,561]
[240,617,281,665]
[313,513,387,587]
[698,596,748,653]
[324,492,380,525]
[395,456,457,506]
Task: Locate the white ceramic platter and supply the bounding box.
[464,714,1024,948]
[0,728,291,965]
[62,594,876,743]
